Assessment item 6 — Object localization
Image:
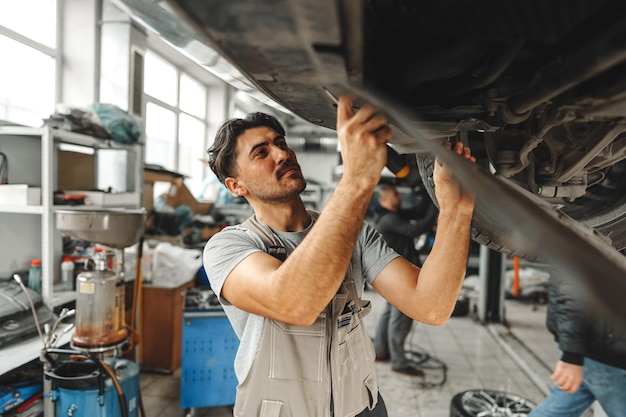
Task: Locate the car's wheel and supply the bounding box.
[417,151,530,258]
[559,158,626,251]
[450,389,536,417]
[417,152,626,260]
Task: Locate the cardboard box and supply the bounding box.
[144,169,213,215]
[0,184,41,205]
[58,150,95,191]
[144,168,185,213]
[144,182,154,211]
[163,178,213,215]
[144,169,183,184]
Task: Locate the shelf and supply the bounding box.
[0,125,43,137]
[0,123,144,378]
[0,204,142,215]
[0,205,44,214]
[52,129,140,150]
[0,125,142,150]
[0,331,72,376]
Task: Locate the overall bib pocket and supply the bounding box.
[268,314,326,382]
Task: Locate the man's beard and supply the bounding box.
[247,176,307,204]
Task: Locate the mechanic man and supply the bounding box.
[372,184,437,375]
[203,95,476,417]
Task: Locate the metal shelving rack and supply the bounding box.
[0,125,143,309]
[0,125,143,376]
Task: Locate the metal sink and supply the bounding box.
[56,208,146,248]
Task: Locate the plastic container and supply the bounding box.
[60,257,74,291]
[28,259,42,293]
[71,252,127,348]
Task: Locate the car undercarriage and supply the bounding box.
[119,0,626,318]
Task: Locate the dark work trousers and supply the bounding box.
[331,392,388,417]
[373,302,414,369]
[356,393,388,417]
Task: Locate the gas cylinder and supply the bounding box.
[71,251,127,348]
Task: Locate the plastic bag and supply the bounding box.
[151,242,202,287]
[89,103,141,144]
[43,103,111,139]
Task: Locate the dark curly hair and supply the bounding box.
[208,112,286,184]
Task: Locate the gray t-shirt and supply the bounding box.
[203,215,399,382]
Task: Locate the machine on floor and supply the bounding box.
[40,209,145,417]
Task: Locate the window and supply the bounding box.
[0,0,57,127]
[144,52,177,106]
[144,50,209,197]
[0,0,57,47]
[178,113,206,193]
[145,103,176,168]
[180,73,206,118]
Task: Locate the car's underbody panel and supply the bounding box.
[164,1,626,235]
[118,0,626,318]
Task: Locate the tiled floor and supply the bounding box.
[140,289,563,417]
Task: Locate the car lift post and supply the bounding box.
[476,245,506,323]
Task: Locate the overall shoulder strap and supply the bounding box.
[242,215,287,261]
[242,211,320,262]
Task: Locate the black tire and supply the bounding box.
[417,152,626,260]
[417,151,527,258]
[450,389,536,417]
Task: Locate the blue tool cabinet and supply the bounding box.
[179,307,239,412]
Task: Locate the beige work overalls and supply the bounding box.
[237,215,379,417]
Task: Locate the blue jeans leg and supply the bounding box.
[584,357,626,416]
[529,357,626,417]
[528,384,594,417]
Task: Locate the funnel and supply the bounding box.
[56,208,146,249]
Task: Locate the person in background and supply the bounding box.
[203,95,476,417]
[528,268,626,417]
[372,184,437,375]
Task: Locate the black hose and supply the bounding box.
[405,349,448,388]
[405,329,448,388]
[100,360,129,417]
